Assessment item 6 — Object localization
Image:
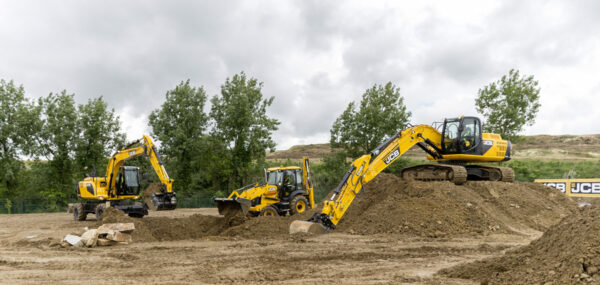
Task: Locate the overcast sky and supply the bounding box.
[1,0,598,149]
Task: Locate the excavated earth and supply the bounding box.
[0,173,580,284]
[440,203,600,284]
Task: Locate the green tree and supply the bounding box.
[75,97,126,176]
[36,91,79,202]
[149,80,209,194]
[475,69,541,139]
[330,82,411,158]
[0,80,39,199]
[210,72,280,187]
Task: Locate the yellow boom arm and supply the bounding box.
[310,124,442,229]
[105,135,173,197]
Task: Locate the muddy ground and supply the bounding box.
[0,175,580,284]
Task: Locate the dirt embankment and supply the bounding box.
[440,204,600,284]
[97,173,575,243]
[336,173,576,237]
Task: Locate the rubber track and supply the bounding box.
[401,164,467,185]
[468,165,515,183]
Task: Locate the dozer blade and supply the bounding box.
[214,198,252,217]
[143,183,177,211]
[289,220,328,234]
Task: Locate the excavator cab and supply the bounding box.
[115,166,141,196]
[441,116,483,155]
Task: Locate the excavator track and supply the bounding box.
[464,165,515,182]
[400,164,467,185]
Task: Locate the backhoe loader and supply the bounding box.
[214,157,315,217]
[290,116,513,234]
[72,135,176,221]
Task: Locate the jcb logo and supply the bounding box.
[571,182,600,194]
[384,147,400,164]
[542,182,566,193]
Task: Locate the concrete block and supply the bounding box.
[63,234,84,247]
[97,223,135,234]
[106,231,132,243]
[97,238,117,246]
[81,229,99,247]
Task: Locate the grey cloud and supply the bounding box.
[1,1,599,149]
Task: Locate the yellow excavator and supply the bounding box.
[290,116,513,233]
[73,135,177,221]
[214,157,315,217]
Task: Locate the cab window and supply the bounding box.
[295,170,303,190]
[267,171,282,185]
[443,119,460,153]
[460,117,481,151]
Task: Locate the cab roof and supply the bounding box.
[267,166,301,171]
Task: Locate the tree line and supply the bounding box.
[0,69,541,211]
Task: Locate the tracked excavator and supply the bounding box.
[214,157,315,217]
[290,116,513,234]
[72,135,177,221]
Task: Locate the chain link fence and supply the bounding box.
[0,197,217,214]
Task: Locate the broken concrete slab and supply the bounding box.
[97,223,135,234]
[63,234,84,247]
[106,231,132,243]
[97,238,117,246]
[81,229,99,247]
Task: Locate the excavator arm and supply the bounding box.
[105,135,176,210]
[291,124,443,232]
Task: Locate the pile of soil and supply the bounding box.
[440,205,600,284]
[335,173,576,237]
[99,206,297,242]
[99,173,576,242]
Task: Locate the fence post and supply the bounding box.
[20,197,24,214]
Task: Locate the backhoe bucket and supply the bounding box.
[289,220,328,234]
[143,183,177,211]
[214,198,252,217]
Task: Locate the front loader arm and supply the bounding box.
[311,124,442,229]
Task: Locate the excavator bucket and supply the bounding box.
[289,220,328,234]
[214,198,252,217]
[143,183,177,211]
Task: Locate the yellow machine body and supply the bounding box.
[215,157,315,216]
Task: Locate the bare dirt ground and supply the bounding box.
[0,175,577,284]
[1,209,535,285]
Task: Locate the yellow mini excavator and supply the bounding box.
[73,135,177,221]
[290,116,513,233]
[214,157,315,217]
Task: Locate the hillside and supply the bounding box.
[267,134,600,162]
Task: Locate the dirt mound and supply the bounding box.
[99,207,247,242]
[98,174,575,242]
[99,206,303,242]
[336,173,576,237]
[440,205,600,284]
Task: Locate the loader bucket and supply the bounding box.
[143,183,177,211]
[289,220,328,234]
[214,198,252,217]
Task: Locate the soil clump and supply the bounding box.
[440,205,600,284]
